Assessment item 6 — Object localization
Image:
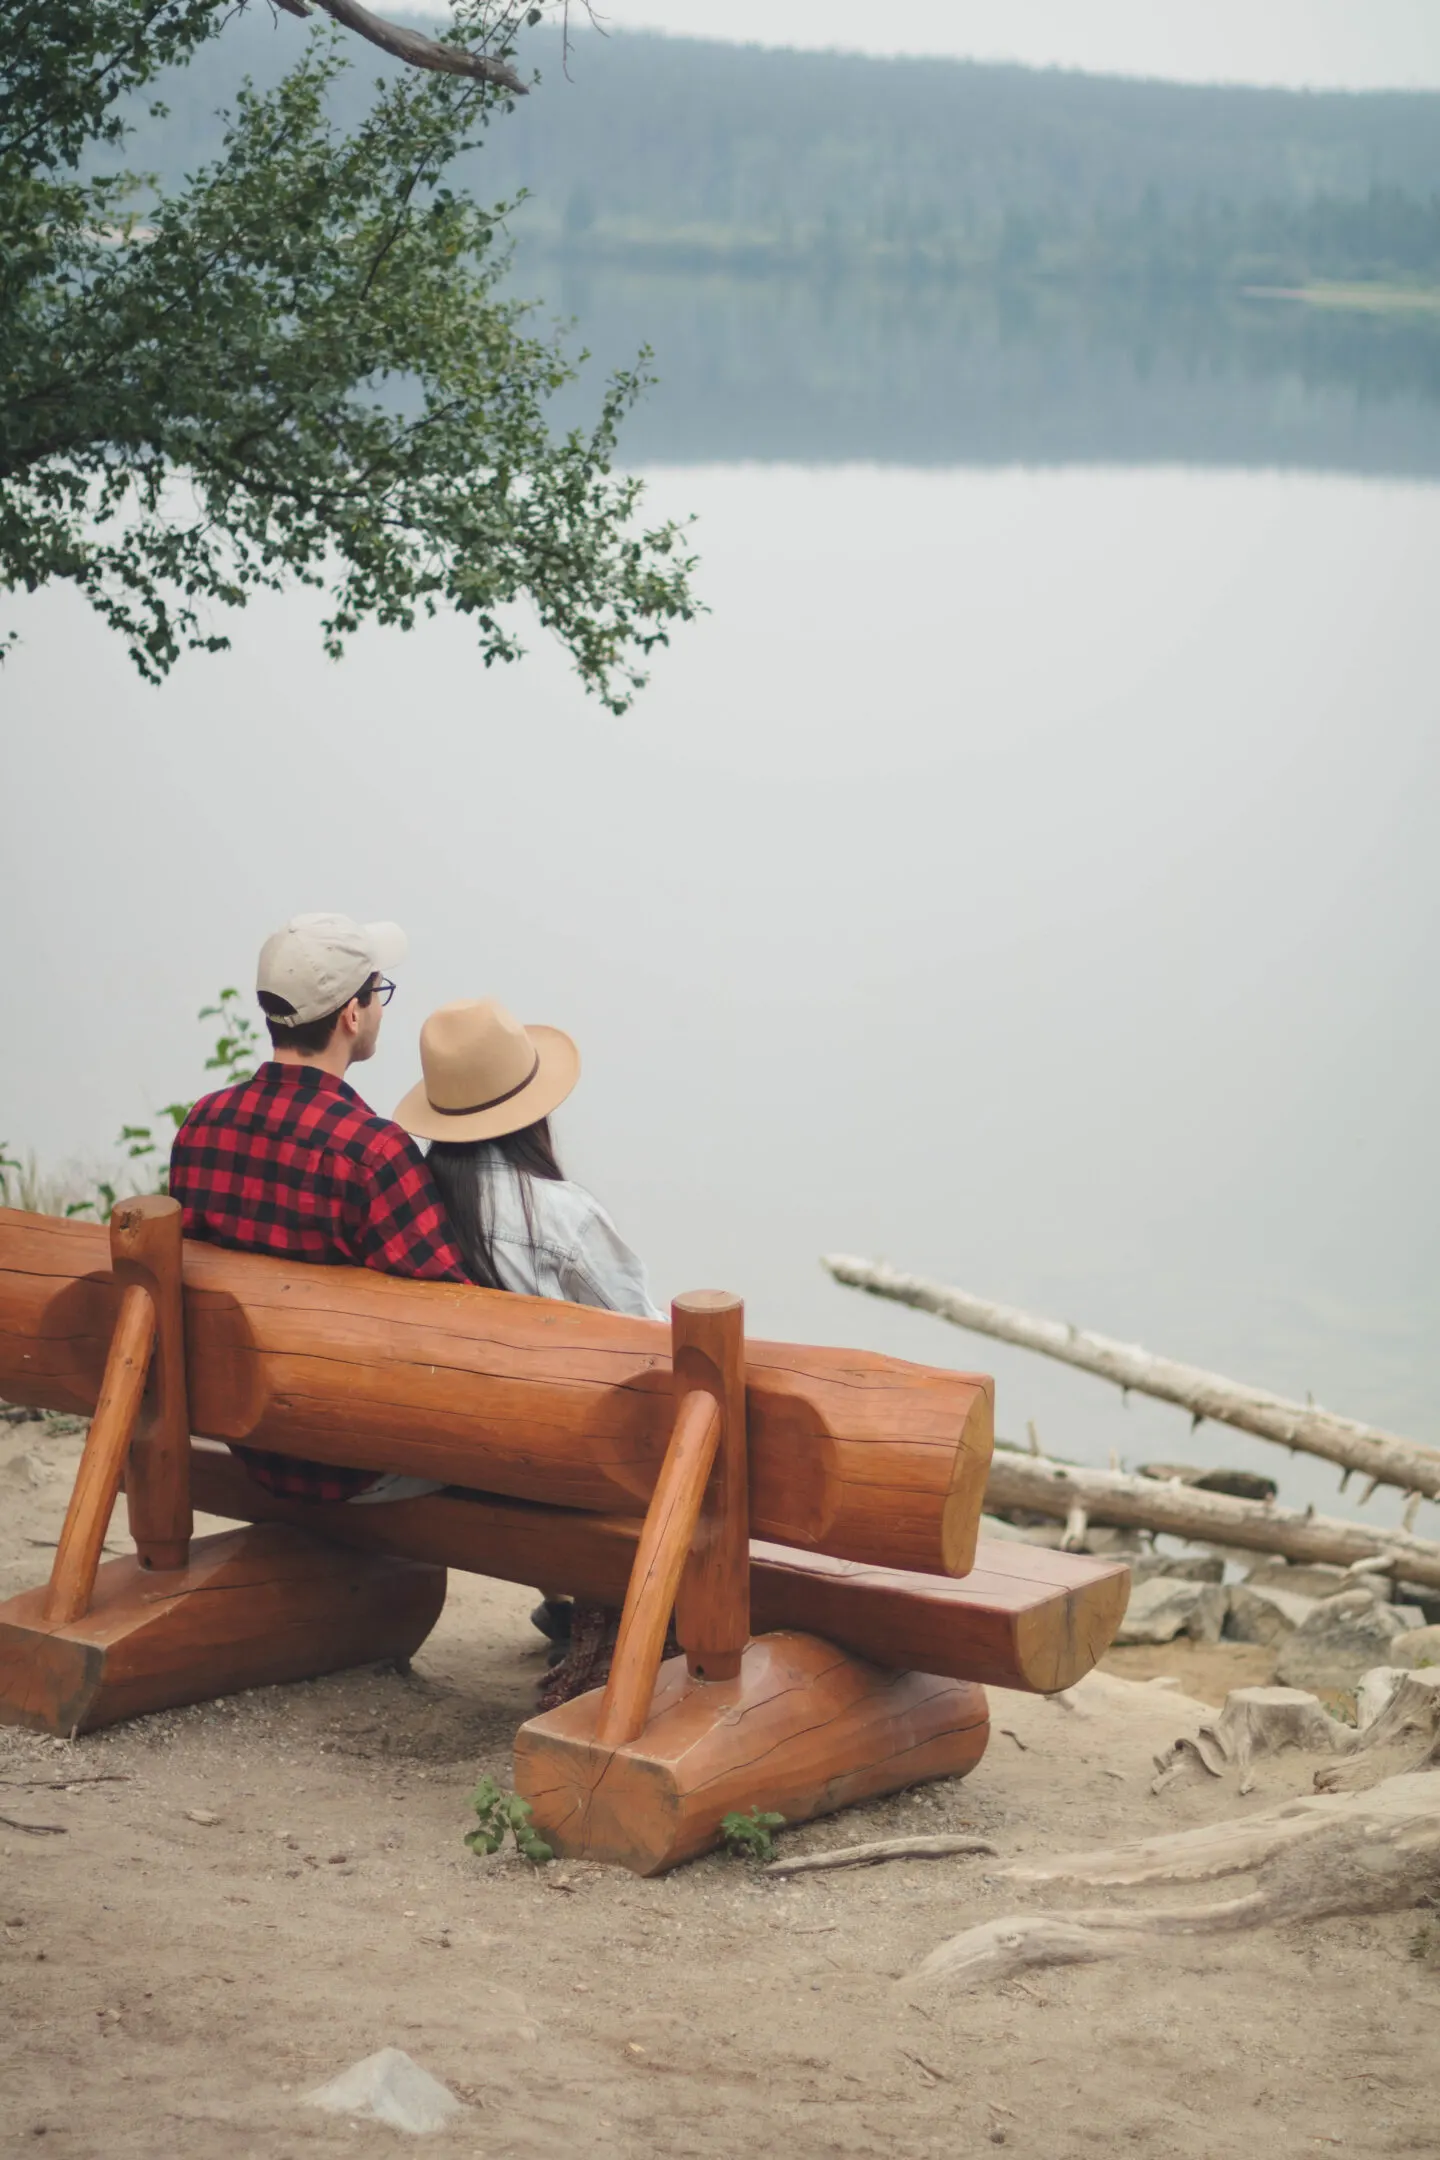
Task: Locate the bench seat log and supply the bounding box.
[0,1210,993,1576]
[184,1442,1129,1695]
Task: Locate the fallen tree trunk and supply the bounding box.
[823,1255,1440,1504]
[984,1449,1440,1589]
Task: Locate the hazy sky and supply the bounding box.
[578,2,1440,90]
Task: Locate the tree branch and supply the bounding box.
[293,0,528,89]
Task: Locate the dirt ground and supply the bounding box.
[2,1414,1436,2159]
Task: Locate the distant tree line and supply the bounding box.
[993,186,1440,289]
[121,21,1440,290]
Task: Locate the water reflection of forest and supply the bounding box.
[534,265,1440,477]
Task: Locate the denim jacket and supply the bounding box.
[468,1153,662,1320]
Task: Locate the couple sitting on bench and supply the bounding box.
[169,910,660,1683]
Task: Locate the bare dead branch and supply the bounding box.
[303,0,528,89]
[765,1835,996,1879]
[984,1448,1440,1588]
[824,1255,1440,1503]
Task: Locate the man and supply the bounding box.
[170,911,469,1501]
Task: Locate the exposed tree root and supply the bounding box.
[910,1770,1440,1990]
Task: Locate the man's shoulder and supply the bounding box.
[335,1101,425,1174]
[174,1069,416,1167]
[275,1080,422,1181]
[174,1073,263,1139]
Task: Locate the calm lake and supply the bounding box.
[4,283,1437,1531]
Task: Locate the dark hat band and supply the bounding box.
[428,1049,541,1118]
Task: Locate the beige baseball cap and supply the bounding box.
[256,912,408,1028]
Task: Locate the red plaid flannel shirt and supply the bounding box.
[170,1061,468,1501]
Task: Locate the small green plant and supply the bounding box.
[719,1807,786,1863]
[64,1180,118,1221]
[200,989,263,1087]
[464,1776,553,1867]
[0,1143,21,1209]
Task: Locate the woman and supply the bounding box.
[395,997,661,1320]
[396,998,665,1700]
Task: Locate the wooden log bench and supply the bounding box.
[0,1200,1129,1874]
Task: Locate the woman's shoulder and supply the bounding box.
[531,1176,615,1239]
[481,1160,658,1319]
[477,1157,607,1240]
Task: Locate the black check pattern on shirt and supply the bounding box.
[170,1061,468,1501]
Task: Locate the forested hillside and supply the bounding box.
[121,22,1440,287]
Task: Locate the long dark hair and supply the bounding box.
[427,1118,564,1290]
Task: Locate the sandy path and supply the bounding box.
[1,1416,1434,2158]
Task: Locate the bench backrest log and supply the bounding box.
[0,1209,994,1578]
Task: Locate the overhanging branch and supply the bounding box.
[272,0,528,90]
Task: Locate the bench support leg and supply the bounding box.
[0,1525,447,1736]
[0,1199,445,1735]
[516,1632,989,1875]
[515,1289,989,1874]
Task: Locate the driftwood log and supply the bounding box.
[983,1450,1440,1588]
[824,1256,1440,1504]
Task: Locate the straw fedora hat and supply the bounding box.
[395,999,580,1144]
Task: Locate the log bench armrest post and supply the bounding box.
[41,1282,156,1626]
[113,1197,193,1573]
[595,1291,750,1746]
[39,1195,191,1626]
[673,1290,749,1683]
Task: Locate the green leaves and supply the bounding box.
[0,1,225,171]
[719,1808,786,1864]
[2,3,699,710]
[0,1143,24,1210]
[465,1774,553,1865]
[199,988,260,1084]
